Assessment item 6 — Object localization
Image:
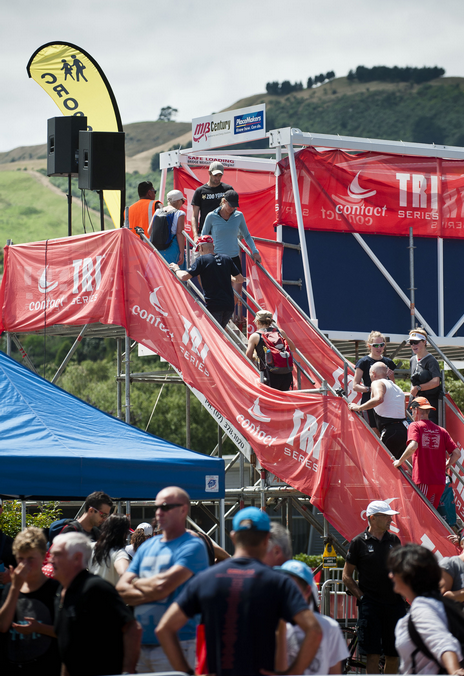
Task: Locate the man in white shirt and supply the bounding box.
[349,361,408,459]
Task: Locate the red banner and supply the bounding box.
[278,147,464,239]
[0,230,457,556]
[174,166,276,240]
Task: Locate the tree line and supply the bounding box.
[266,71,335,96]
[347,65,445,84]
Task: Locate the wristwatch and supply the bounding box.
[417,385,422,392]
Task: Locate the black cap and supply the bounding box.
[224,190,239,208]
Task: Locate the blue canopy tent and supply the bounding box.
[0,351,225,500]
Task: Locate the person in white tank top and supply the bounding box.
[349,362,408,459]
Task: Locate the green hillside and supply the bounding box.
[0,171,93,247]
[233,76,464,146]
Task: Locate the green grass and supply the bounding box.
[0,171,107,248]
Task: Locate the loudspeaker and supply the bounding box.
[78,131,125,191]
[47,116,88,177]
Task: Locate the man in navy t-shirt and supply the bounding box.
[156,507,322,676]
[170,235,244,328]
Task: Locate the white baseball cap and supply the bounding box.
[366,500,399,517]
[136,522,153,536]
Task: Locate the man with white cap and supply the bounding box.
[170,234,244,328]
[191,161,233,241]
[156,506,322,676]
[342,500,406,674]
[393,396,459,508]
[275,559,349,674]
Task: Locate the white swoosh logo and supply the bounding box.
[347,171,377,200]
[149,287,168,316]
[38,267,58,294]
[248,397,271,422]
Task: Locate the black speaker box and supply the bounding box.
[78,131,125,191]
[47,116,88,177]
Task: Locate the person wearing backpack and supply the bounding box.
[388,543,464,675]
[148,189,186,267]
[246,309,295,391]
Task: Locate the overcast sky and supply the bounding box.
[2,0,464,153]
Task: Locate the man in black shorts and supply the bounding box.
[52,532,141,676]
[170,235,244,328]
[156,506,322,676]
[342,500,406,674]
[190,162,233,241]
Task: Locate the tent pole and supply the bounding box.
[438,238,444,336]
[409,227,416,331]
[186,387,191,449]
[21,501,26,530]
[219,499,225,549]
[117,338,123,420]
[126,501,131,526]
[275,146,282,244]
[159,168,168,205]
[125,333,131,424]
[6,333,11,356]
[287,140,317,323]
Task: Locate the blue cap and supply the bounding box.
[274,560,314,587]
[232,507,270,532]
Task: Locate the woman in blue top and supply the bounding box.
[202,190,261,298]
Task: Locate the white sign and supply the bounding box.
[192,104,266,151]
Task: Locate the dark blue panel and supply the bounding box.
[444,239,464,338]
[282,227,449,336]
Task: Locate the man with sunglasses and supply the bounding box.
[124,181,163,238]
[117,486,208,674]
[60,491,113,542]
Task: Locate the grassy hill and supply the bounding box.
[0,170,109,272]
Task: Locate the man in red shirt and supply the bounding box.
[393,396,460,507]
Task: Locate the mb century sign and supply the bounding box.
[191,104,266,151]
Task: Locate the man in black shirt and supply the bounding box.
[170,235,244,328]
[51,532,141,676]
[191,162,233,241]
[342,500,406,674]
[156,507,322,676]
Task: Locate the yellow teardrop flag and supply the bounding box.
[27,42,124,228]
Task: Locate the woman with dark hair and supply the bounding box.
[89,514,130,586]
[388,544,464,674]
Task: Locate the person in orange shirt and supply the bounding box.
[124,181,162,237]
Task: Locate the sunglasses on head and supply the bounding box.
[155,502,183,512]
[369,342,385,348]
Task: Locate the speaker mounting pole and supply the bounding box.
[98,191,105,231]
[67,174,72,237]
